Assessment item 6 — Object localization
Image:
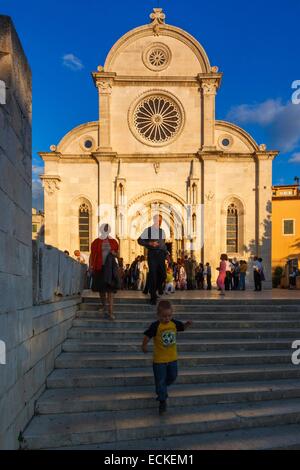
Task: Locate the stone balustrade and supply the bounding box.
[32,241,87,305]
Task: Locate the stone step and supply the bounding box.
[80,302,300,312]
[82,297,300,306]
[72,318,300,329]
[76,310,300,320]
[55,350,292,369]
[68,327,300,340]
[62,338,294,353]
[21,398,300,449]
[47,364,300,389]
[36,380,300,415]
[47,423,300,450]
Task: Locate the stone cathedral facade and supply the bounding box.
[40,8,278,284]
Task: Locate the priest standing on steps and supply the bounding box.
[138,214,167,305]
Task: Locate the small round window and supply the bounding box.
[84,140,93,149]
[80,136,95,152]
[219,135,233,150]
[222,138,230,147]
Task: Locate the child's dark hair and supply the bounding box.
[157,300,173,315]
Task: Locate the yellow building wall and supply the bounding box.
[272,198,300,268]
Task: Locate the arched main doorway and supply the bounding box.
[127,201,185,262]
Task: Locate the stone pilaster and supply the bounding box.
[255,151,278,287]
[40,175,61,248]
[200,154,218,278]
[92,71,116,152]
[198,74,222,151]
[93,152,117,237]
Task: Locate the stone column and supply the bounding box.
[97,81,112,150]
[200,154,218,279]
[92,72,117,235]
[255,151,277,288]
[115,173,127,259]
[40,175,61,248]
[93,154,116,237]
[92,71,116,151]
[199,77,220,151]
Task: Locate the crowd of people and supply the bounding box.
[216,254,265,296]
[116,256,213,293]
[113,254,266,296]
[69,216,267,309]
[71,247,265,297]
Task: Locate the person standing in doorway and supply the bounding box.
[138,214,167,305]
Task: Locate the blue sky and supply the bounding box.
[2,0,300,210]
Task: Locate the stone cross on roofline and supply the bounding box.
[150,7,166,36]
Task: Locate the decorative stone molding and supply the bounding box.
[205,191,215,202]
[149,8,166,36]
[97,81,112,94]
[259,144,267,151]
[40,175,61,195]
[153,162,160,174]
[216,120,260,152]
[128,187,186,208]
[255,151,278,161]
[221,195,246,216]
[104,24,211,73]
[201,79,219,95]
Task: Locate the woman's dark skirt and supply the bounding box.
[91,270,115,293]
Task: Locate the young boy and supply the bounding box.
[164,266,175,294]
[142,300,192,415]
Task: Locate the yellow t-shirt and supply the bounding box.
[144,319,185,364]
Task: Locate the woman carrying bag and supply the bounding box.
[90,223,120,320]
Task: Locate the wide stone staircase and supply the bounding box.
[21,296,300,450]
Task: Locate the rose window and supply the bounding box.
[142,42,171,71]
[148,49,167,68]
[133,95,182,144]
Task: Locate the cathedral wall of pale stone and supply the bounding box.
[108,34,206,76]
[110,85,201,154]
[40,8,278,287]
